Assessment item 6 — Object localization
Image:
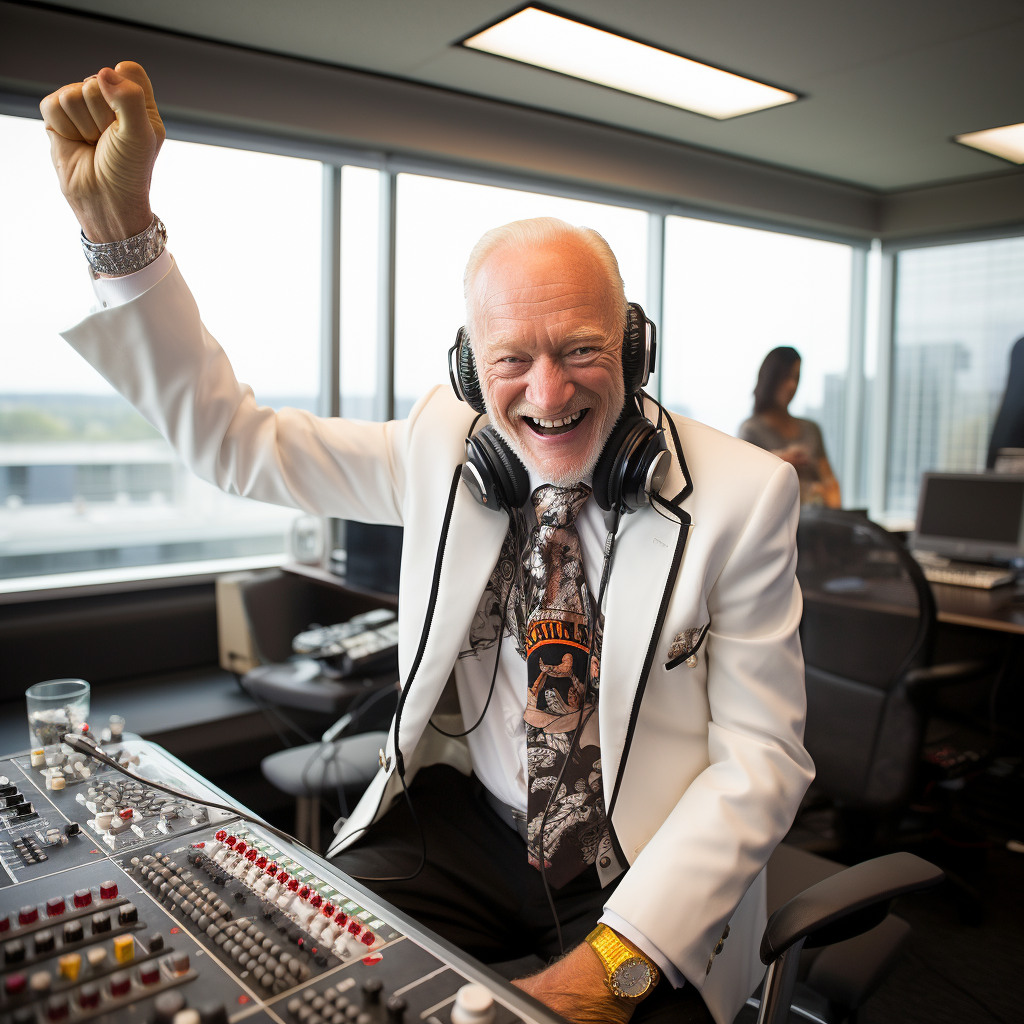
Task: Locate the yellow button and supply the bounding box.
[113,935,134,963]
[58,953,82,982]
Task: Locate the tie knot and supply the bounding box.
[531,483,591,527]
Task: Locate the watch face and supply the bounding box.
[611,958,652,998]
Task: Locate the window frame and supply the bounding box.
[7,99,960,598]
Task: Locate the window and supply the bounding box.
[660,217,853,480]
[885,236,1024,518]
[0,113,321,582]
[392,174,650,417]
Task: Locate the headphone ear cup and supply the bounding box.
[592,409,669,513]
[463,425,531,512]
[457,331,487,414]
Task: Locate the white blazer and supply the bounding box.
[62,260,815,1024]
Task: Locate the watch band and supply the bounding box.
[586,924,659,998]
[81,215,167,278]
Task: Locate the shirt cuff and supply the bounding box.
[90,249,174,309]
[598,910,687,990]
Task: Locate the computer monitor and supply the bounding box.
[913,472,1024,562]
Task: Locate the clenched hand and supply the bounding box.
[40,61,164,243]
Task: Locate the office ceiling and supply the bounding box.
[38,0,1024,192]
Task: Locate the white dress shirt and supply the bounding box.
[90,251,685,987]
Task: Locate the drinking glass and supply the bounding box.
[25,679,90,748]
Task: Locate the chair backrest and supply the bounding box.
[796,508,936,807]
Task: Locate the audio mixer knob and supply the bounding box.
[79,984,101,1009]
[46,897,66,917]
[386,997,407,1024]
[99,881,119,900]
[361,979,383,1006]
[63,920,84,944]
[18,906,38,926]
[34,930,55,954]
[0,915,8,933]
[4,939,26,964]
[73,889,92,908]
[154,990,186,1024]
[451,985,494,1024]
[139,962,160,986]
[4,972,27,995]
[46,994,70,1020]
[118,904,139,925]
[91,912,112,934]
[109,971,131,998]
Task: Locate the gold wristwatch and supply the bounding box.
[586,924,660,1001]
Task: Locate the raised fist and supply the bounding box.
[40,61,165,244]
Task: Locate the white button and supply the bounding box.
[451,984,494,1024]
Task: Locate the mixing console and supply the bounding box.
[0,739,559,1024]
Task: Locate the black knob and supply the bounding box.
[148,932,165,952]
[14,802,35,817]
[34,929,55,953]
[0,783,17,797]
[154,991,187,1024]
[63,920,84,944]
[91,912,111,934]
[386,996,407,1024]
[361,979,383,1006]
[118,903,138,925]
[65,823,81,837]
[199,1005,229,1024]
[4,939,25,964]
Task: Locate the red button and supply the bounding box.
[277,870,289,883]
[4,974,26,996]
[309,893,322,908]
[298,886,311,900]
[109,971,131,997]
[215,830,227,842]
[225,835,237,848]
[139,963,160,985]
[287,879,299,892]
[99,881,118,900]
[73,890,92,909]
[234,842,247,855]
[118,808,133,820]
[0,915,9,932]
[18,906,38,925]
[266,862,278,875]
[46,897,66,917]
[245,849,258,862]
[360,931,376,946]
[256,856,267,869]
[348,921,362,936]
[334,911,348,926]
[322,903,336,918]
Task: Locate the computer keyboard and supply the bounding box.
[918,561,1015,589]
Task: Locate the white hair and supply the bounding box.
[462,217,627,341]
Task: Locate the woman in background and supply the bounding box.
[739,346,841,507]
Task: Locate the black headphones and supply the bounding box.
[448,302,670,515]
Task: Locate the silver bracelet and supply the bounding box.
[81,215,167,278]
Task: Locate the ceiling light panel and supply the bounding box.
[955,123,1024,165]
[462,7,797,120]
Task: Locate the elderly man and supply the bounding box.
[42,63,814,1024]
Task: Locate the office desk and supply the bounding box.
[933,581,1024,635]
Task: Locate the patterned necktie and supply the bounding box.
[524,483,609,888]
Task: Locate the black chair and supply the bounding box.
[755,850,943,1024]
[796,508,990,841]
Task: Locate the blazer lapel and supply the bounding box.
[599,406,693,818]
[392,475,509,769]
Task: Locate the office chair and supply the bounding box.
[796,507,991,847]
[755,850,943,1024]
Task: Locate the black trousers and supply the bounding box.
[333,765,713,1023]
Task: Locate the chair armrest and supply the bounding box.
[903,660,991,696]
[760,852,943,965]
